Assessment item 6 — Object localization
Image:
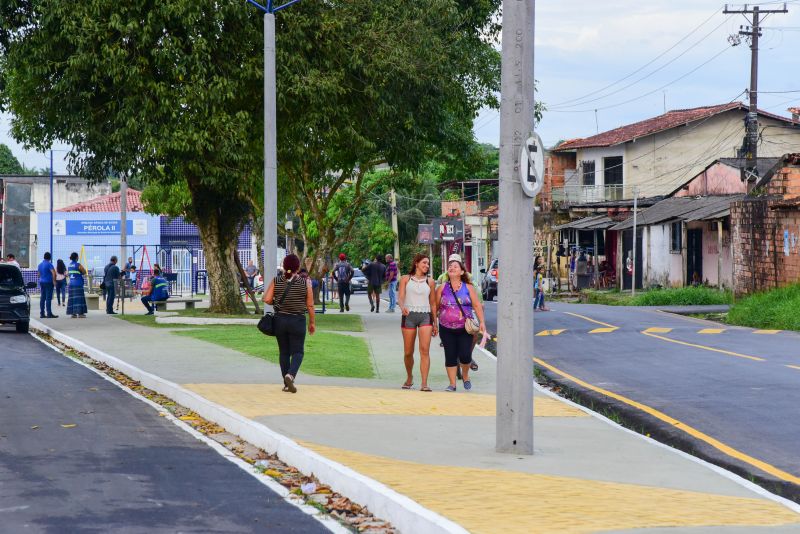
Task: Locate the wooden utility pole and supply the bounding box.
[497,0,535,455]
[390,188,400,261]
[723,3,788,190]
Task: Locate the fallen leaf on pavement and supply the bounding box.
[61,424,77,428]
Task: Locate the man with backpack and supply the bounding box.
[332,253,354,312]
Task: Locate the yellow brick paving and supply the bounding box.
[183,384,587,418]
[299,442,800,534]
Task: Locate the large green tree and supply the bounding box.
[1,1,263,312]
[0,0,501,311]
[275,0,501,272]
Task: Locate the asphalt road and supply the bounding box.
[0,330,330,533]
[531,302,800,497]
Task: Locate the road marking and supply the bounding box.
[641,332,765,362]
[590,327,619,334]
[754,330,781,335]
[536,329,566,337]
[563,311,618,329]
[643,327,673,334]
[786,365,800,372]
[533,357,800,486]
[698,328,726,334]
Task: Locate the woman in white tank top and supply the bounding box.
[397,253,438,391]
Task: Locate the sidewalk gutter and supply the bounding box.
[31,319,468,534]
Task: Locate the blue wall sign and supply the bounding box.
[66,220,133,236]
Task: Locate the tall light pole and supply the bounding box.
[49,149,54,257]
[245,0,302,296]
[497,0,536,455]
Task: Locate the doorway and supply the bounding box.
[622,228,642,290]
[687,229,703,285]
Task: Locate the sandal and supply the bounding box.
[420,386,432,392]
[401,381,413,390]
[470,361,479,371]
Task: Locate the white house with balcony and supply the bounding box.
[550,102,800,207]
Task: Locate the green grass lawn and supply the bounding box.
[582,286,732,307]
[726,284,800,331]
[174,325,373,378]
[115,310,362,332]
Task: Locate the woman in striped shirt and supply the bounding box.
[263,254,316,393]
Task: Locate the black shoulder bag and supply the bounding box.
[257,277,293,336]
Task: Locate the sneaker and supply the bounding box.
[284,374,297,393]
[463,380,472,390]
[71,314,78,319]
[40,315,46,319]
[345,304,350,311]
[340,308,344,313]
[370,305,375,312]
[470,361,479,371]
[445,385,457,392]
[47,314,59,318]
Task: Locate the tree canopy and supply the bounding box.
[0,144,23,174]
[0,0,502,310]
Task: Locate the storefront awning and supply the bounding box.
[610,194,745,231]
[552,215,617,231]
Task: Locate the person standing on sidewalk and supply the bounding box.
[397,253,437,391]
[103,256,121,315]
[332,253,354,312]
[263,254,315,393]
[55,259,67,306]
[362,256,386,313]
[66,252,88,319]
[37,252,58,319]
[435,254,485,392]
[384,254,399,313]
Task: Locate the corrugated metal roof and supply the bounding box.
[611,195,744,230]
[552,215,616,231]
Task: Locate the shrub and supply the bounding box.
[726,284,800,331]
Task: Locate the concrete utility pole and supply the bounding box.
[120,175,127,315]
[724,3,788,190]
[497,0,535,455]
[246,0,303,303]
[631,187,638,296]
[390,188,400,261]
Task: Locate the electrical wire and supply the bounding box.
[549,8,724,108]
[549,45,734,114]
[549,15,733,110]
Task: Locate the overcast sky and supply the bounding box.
[2,0,799,172]
[474,0,800,148]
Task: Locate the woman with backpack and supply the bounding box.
[397,253,437,392]
[263,254,315,393]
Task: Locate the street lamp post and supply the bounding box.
[246,0,302,301]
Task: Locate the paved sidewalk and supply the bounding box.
[30,294,800,533]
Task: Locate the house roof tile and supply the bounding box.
[553,103,795,152]
[58,189,144,212]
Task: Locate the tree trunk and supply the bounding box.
[184,175,251,315]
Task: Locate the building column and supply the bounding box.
[717,220,723,289]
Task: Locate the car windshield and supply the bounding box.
[353,269,364,277]
[0,266,24,287]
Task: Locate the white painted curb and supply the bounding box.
[155,316,259,325]
[31,319,467,534]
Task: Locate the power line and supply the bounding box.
[548,45,734,114]
[549,15,733,110]
[549,8,723,108]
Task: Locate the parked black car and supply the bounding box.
[0,264,36,333]
[480,258,498,301]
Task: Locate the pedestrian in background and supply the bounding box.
[5,253,20,268]
[37,252,58,319]
[103,256,121,315]
[385,254,399,313]
[332,253,354,312]
[263,254,315,393]
[534,265,550,312]
[66,252,88,318]
[55,259,67,306]
[362,255,386,313]
[435,254,485,392]
[397,253,437,391]
[245,259,259,290]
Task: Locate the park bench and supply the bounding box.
[152,297,203,312]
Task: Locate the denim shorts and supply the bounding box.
[401,311,432,329]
